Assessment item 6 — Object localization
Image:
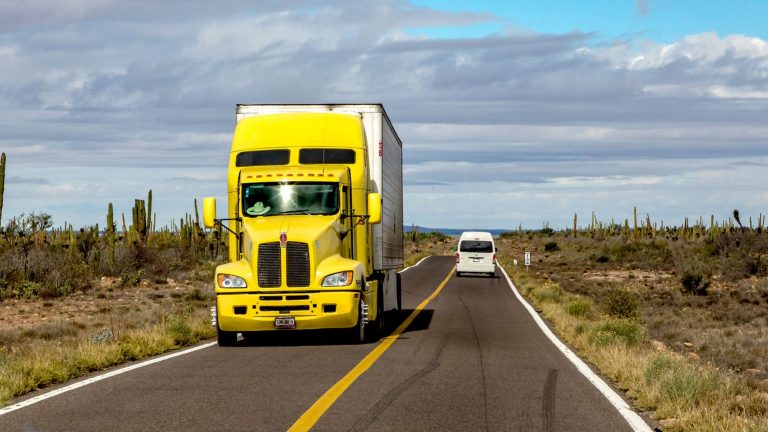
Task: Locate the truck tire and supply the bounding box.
[217,327,237,347]
[365,289,384,343]
[396,272,402,312]
[346,300,366,344]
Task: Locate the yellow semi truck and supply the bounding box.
[203,104,403,346]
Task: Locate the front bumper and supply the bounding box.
[216,291,360,332]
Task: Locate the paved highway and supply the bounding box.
[0,256,644,431]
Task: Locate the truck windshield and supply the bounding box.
[241,182,339,217]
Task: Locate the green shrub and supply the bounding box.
[680,271,710,296]
[644,354,722,410]
[120,270,144,287]
[566,298,593,318]
[544,241,559,252]
[15,281,42,299]
[604,289,640,319]
[165,315,193,345]
[588,319,643,347]
[531,282,563,304]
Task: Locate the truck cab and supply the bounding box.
[203,106,402,345]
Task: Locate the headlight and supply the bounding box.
[321,271,354,287]
[217,273,247,288]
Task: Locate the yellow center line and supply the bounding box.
[287,266,456,432]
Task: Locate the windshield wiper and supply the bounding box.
[278,209,311,215]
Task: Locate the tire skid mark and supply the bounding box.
[458,293,489,432]
[346,337,449,432]
[542,368,559,432]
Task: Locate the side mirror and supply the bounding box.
[367,193,382,224]
[203,197,217,228]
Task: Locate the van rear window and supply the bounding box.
[236,150,290,167]
[460,241,493,253]
[299,149,355,164]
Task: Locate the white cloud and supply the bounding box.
[0,2,767,229]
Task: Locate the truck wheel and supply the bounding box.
[348,301,366,344]
[217,327,238,347]
[364,290,384,343]
[396,272,402,312]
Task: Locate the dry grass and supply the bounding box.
[499,231,768,432]
[0,269,216,407]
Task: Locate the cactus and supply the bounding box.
[632,207,638,240]
[0,152,5,225]
[193,198,201,241]
[130,195,152,244]
[121,212,128,241]
[106,203,116,265]
[573,213,577,238]
[147,190,152,238]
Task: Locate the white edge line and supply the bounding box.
[399,255,430,273]
[0,341,217,417]
[498,265,652,432]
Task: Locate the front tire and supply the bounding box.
[348,300,366,344]
[217,327,238,347]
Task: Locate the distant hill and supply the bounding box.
[404,226,511,237]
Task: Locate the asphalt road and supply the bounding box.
[0,256,638,431]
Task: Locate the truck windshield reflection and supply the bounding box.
[242,182,339,217]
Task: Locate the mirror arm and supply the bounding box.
[214,217,241,236]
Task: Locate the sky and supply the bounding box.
[1,0,767,230]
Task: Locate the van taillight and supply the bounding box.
[455,252,460,263]
[492,254,496,264]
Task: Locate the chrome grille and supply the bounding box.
[286,242,310,287]
[258,242,281,288]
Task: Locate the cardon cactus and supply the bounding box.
[106,203,116,264]
[0,152,5,225]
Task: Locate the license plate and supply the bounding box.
[275,316,296,329]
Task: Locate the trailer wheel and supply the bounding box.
[217,327,237,347]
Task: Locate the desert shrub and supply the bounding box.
[566,298,593,318]
[604,288,640,319]
[544,241,559,252]
[530,282,563,304]
[40,253,92,297]
[588,319,643,347]
[120,270,145,287]
[607,239,672,267]
[164,315,193,345]
[680,271,710,296]
[644,353,723,410]
[594,255,609,263]
[15,280,42,299]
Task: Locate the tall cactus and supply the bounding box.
[146,189,152,240]
[193,198,201,241]
[106,203,116,265]
[572,213,577,238]
[131,199,145,244]
[0,152,5,225]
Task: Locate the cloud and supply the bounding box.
[6,176,51,185]
[0,1,766,228]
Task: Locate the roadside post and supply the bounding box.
[524,251,531,271]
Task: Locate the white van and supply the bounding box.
[455,231,496,277]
